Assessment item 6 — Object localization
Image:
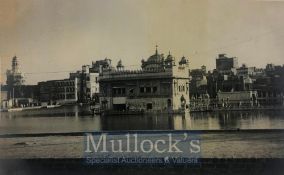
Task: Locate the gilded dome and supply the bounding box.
[147,53,164,63]
[141,46,165,71]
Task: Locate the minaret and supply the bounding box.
[155,45,158,55]
[165,50,175,68]
[12,56,19,73]
[6,55,24,87]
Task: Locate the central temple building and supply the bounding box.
[99,47,190,112]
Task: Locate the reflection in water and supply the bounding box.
[0,105,284,134]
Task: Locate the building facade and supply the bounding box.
[217,90,258,107]
[79,65,100,102]
[253,64,284,106]
[216,54,238,75]
[70,60,109,103]
[38,78,78,105]
[189,66,208,98]
[236,64,256,77]
[99,49,190,112]
[0,85,9,109]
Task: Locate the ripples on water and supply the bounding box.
[0,105,284,134]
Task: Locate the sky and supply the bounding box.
[0,0,284,85]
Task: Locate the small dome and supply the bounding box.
[179,56,188,65]
[165,51,174,62]
[145,45,164,63]
[141,45,170,71]
[116,59,124,70]
[117,59,123,67]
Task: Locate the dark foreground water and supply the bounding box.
[0,105,284,134]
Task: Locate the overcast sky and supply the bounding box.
[1,0,284,84]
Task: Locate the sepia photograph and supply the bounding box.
[0,0,284,174]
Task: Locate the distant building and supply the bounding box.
[99,48,190,112]
[0,84,39,108]
[70,59,108,103]
[236,64,256,77]
[189,66,208,98]
[217,90,258,107]
[13,85,39,107]
[3,56,40,108]
[236,64,265,78]
[253,64,284,106]
[216,54,238,75]
[81,65,99,101]
[206,70,248,98]
[90,58,113,73]
[38,78,78,105]
[6,56,24,87]
[0,85,9,109]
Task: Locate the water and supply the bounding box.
[0,105,284,134]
